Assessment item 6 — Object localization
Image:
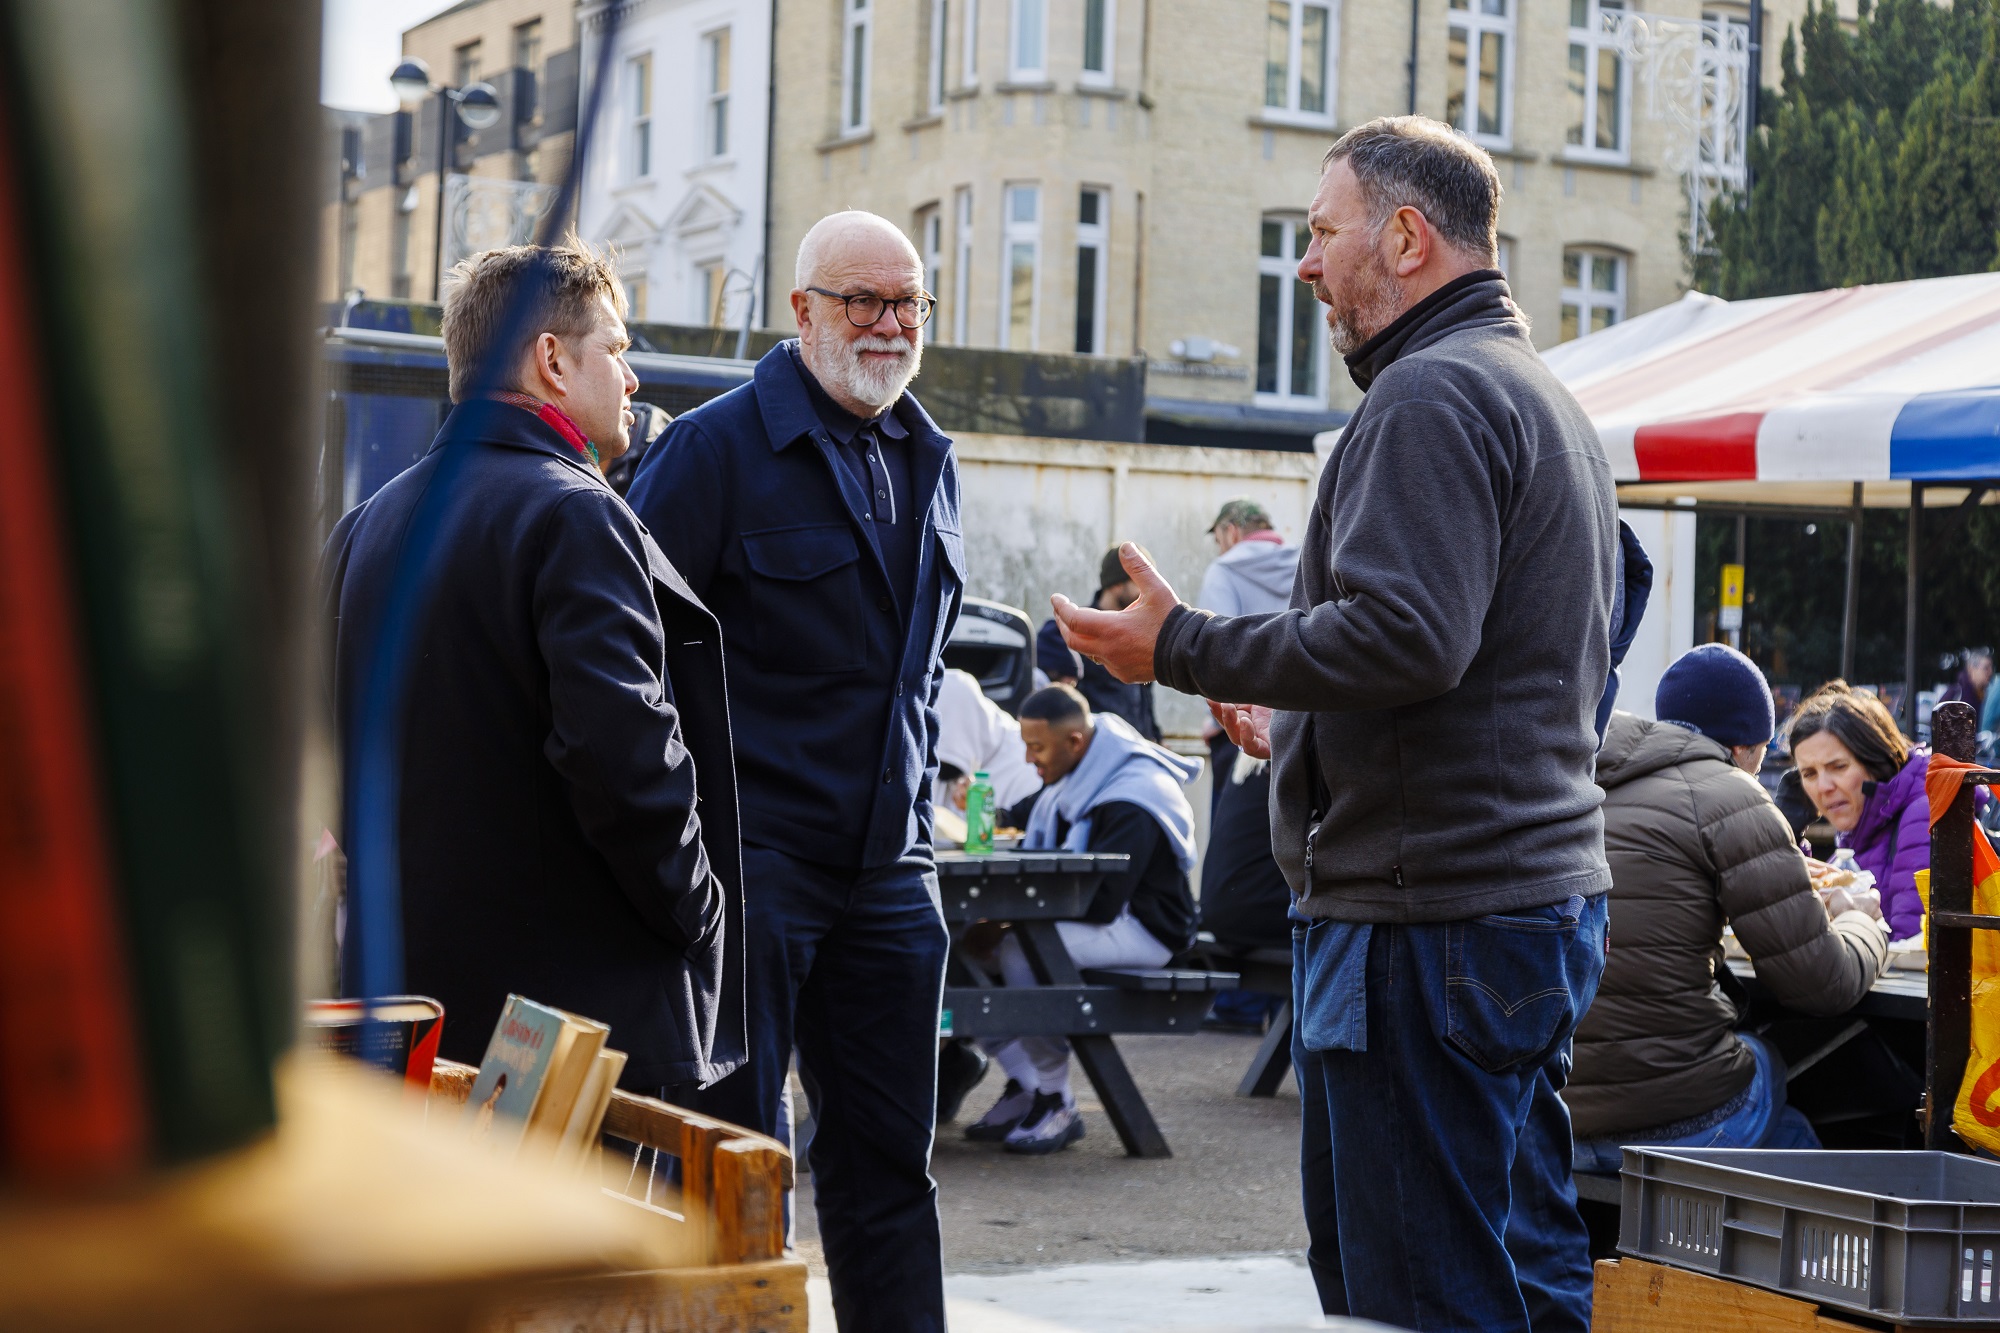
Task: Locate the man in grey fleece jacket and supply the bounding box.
[1055,117,1617,1332]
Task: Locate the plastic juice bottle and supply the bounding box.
[965,771,995,856]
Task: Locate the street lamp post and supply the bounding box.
[390,58,502,301]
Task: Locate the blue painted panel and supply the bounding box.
[1889,387,2000,479]
[341,393,444,511]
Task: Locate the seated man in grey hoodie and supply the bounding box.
[967,685,1199,1154]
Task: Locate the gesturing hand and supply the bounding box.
[1050,543,1179,684]
[1209,700,1274,760]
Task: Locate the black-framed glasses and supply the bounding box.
[806,286,936,328]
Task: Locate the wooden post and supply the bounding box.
[678,1117,730,1264]
[1926,699,1977,1149]
[712,1140,787,1264]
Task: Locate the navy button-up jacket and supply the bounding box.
[322,400,745,1089]
[627,342,964,869]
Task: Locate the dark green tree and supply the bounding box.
[1699,0,1998,297]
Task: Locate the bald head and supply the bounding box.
[790,210,927,420]
[795,210,922,291]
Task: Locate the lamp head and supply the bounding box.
[457,82,503,130]
[389,58,433,109]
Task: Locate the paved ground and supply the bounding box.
[793,1028,1318,1327]
[806,1255,1343,1331]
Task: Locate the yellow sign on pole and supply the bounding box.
[1719,563,1744,632]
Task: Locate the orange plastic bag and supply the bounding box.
[1925,754,2000,1149]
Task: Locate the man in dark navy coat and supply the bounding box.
[323,243,744,1094]
[627,211,960,1331]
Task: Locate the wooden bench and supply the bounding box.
[429,1059,807,1332]
[1189,938,1296,1096]
[944,967,1240,1039]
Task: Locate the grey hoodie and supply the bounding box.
[1154,272,1617,923]
[1196,539,1300,617]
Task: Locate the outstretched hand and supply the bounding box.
[1209,700,1273,760]
[1051,543,1179,684]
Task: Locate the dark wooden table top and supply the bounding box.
[933,850,1130,922]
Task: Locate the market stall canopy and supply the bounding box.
[1541,272,2000,507]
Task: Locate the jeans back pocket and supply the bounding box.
[1443,894,1590,1073]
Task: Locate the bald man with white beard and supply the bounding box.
[625,212,960,1331]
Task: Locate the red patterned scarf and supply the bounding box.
[492,391,599,468]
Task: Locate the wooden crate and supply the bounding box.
[430,1059,808,1333]
[1594,1258,2000,1333]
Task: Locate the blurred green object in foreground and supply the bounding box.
[1,0,292,1167]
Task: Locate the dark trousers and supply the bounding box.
[1293,896,1605,1332]
[687,844,950,1333]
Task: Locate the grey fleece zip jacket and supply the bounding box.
[1154,272,1618,922]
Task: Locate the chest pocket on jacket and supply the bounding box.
[742,523,867,673]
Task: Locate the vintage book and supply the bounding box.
[463,996,609,1156]
[554,1048,628,1170]
[523,1011,611,1152]
[303,997,445,1089]
[0,94,147,1187]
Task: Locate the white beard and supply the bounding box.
[821,333,922,413]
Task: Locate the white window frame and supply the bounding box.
[1565,0,1631,161]
[999,183,1042,350]
[1081,0,1116,86]
[928,0,950,110]
[1074,188,1109,354]
[918,203,944,311]
[628,53,653,179]
[952,187,974,344]
[1560,247,1626,342]
[962,0,980,84]
[841,0,872,135]
[1255,215,1327,406]
[1263,0,1338,125]
[1010,0,1048,81]
[701,28,730,159]
[1445,0,1514,147]
[1496,235,1514,280]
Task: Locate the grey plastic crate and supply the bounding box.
[1619,1148,2000,1324]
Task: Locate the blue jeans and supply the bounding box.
[1293,894,1608,1333]
[1571,1032,1819,1173]
[684,845,950,1333]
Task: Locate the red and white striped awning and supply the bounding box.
[1541,272,2000,496]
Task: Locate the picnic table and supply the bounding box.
[935,850,1238,1158]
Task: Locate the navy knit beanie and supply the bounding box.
[1656,643,1774,747]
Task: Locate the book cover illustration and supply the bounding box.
[463,996,566,1153]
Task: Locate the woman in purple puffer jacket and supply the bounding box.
[1790,681,1928,940]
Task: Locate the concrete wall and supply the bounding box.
[1615,506,1698,720]
[952,433,1323,740]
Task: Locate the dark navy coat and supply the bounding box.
[322,400,745,1088]
[627,342,964,869]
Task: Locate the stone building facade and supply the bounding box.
[575,0,773,329]
[764,0,1818,418]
